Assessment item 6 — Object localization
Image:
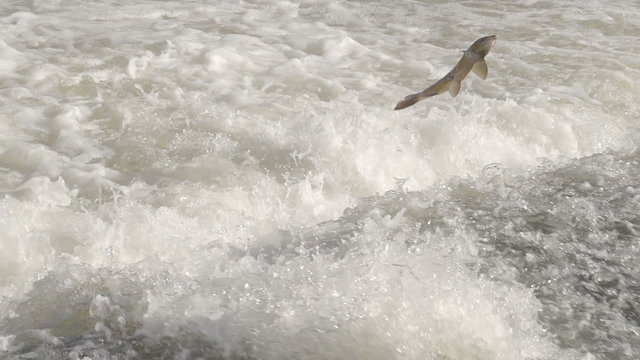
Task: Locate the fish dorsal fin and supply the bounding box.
[472,59,488,79]
[448,80,461,97]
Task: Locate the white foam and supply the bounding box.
[0,38,19,73]
[0,0,639,357]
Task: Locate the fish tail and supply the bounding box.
[394,93,422,110]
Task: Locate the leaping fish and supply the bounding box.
[394,35,497,110]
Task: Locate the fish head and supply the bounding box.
[467,35,497,58]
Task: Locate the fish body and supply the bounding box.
[394,35,497,110]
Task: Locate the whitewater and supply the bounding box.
[0,0,639,359]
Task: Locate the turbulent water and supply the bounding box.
[1,0,639,359]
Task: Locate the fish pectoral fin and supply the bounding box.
[472,59,488,80]
[448,79,461,97]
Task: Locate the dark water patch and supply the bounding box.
[292,148,640,359]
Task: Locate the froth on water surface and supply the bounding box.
[1,0,640,359]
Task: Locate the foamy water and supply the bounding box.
[1,0,639,359]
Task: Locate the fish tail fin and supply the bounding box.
[394,93,422,110]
